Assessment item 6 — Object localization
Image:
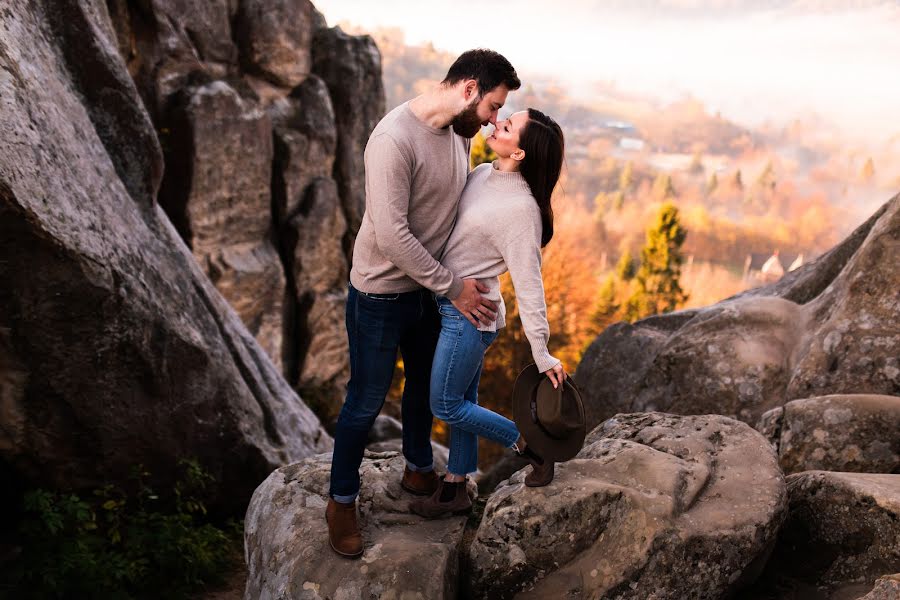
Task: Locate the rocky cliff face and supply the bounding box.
[104,0,385,414]
[0,0,355,511]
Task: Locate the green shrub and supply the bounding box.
[3,460,241,600]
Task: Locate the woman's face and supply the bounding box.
[486,110,529,160]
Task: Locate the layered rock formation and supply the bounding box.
[0,0,331,510]
[104,0,385,411]
[577,194,899,429]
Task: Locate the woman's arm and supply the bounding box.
[500,223,561,375]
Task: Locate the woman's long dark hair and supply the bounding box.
[518,108,564,247]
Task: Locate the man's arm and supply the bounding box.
[367,133,464,298]
[366,134,497,325]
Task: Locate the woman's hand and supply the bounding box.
[543,363,566,389]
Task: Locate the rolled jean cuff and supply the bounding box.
[405,459,434,473]
[332,491,359,504]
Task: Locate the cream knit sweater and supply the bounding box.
[440,162,560,373]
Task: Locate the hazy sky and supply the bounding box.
[315,1,900,144]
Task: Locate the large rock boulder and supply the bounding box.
[312,26,385,239]
[861,574,900,599]
[235,0,315,89]
[244,451,473,600]
[465,413,787,599]
[756,472,900,594]
[270,75,337,226]
[757,394,900,475]
[105,0,237,120]
[283,178,349,406]
[577,194,900,429]
[157,79,286,373]
[0,0,330,511]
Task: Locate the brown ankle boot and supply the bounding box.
[400,466,439,495]
[519,446,555,487]
[325,498,363,558]
[409,478,472,519]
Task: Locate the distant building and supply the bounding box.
[743,250,803,284]
[619,137,645,151]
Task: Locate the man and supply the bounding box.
[326,49,521,557]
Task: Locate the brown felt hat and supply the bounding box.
[512,364,586,462]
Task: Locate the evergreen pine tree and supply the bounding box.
[861,157,875,183]
[706,172,718,196]
[652,172,676,200]
[625,202,689,321]
[616,249,635,280]
[618,161,634,193]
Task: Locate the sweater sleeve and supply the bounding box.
[365,134,464,299]
[499,221,560,373]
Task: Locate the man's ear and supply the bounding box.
[464,79,479,101]
[512,148,525,162]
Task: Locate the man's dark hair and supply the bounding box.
[442,49,521,96]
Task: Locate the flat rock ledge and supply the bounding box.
[465,412,787,599]
[243,450,474,600]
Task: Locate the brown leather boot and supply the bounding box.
[520,446,555,487]
[325,498,363,558]
[400,466,439,496]
[409,478,472,519]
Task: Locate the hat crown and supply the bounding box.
[532,379,583,438]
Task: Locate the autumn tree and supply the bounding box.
[619,161,634,192]
[706,172,718,196]
[652,173,676,200]
[755,160,776,192]
[470,130,497,168]
[688,151,704,175]
[860,157,875,183]
[616,249,636,280]
[625,202,689,321]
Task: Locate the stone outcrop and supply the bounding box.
[158,78,285,371]
[101,0,383,415]
[757,472,900,594]
[0,0,330,511]
[312,25,386,241]
[861,574,900,599]
[757,394,900,475]
[577,194,900,429]
[465,413,786,599]
[244,451,474,600]
[235,0,315,88]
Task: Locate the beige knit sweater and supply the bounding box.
[440,162,560,373]
[350,102,469,299]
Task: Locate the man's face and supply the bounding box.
[451,83,510,138]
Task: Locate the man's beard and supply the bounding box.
[450,100,483,138]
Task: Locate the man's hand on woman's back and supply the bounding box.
[451,279,498,327]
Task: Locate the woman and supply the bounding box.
[410,108,566,518]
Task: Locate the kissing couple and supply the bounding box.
[326,48,586,558]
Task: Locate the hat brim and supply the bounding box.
[512,364,586,463]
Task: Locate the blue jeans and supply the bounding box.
[329,284,439,502]
[430,297,520,476]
